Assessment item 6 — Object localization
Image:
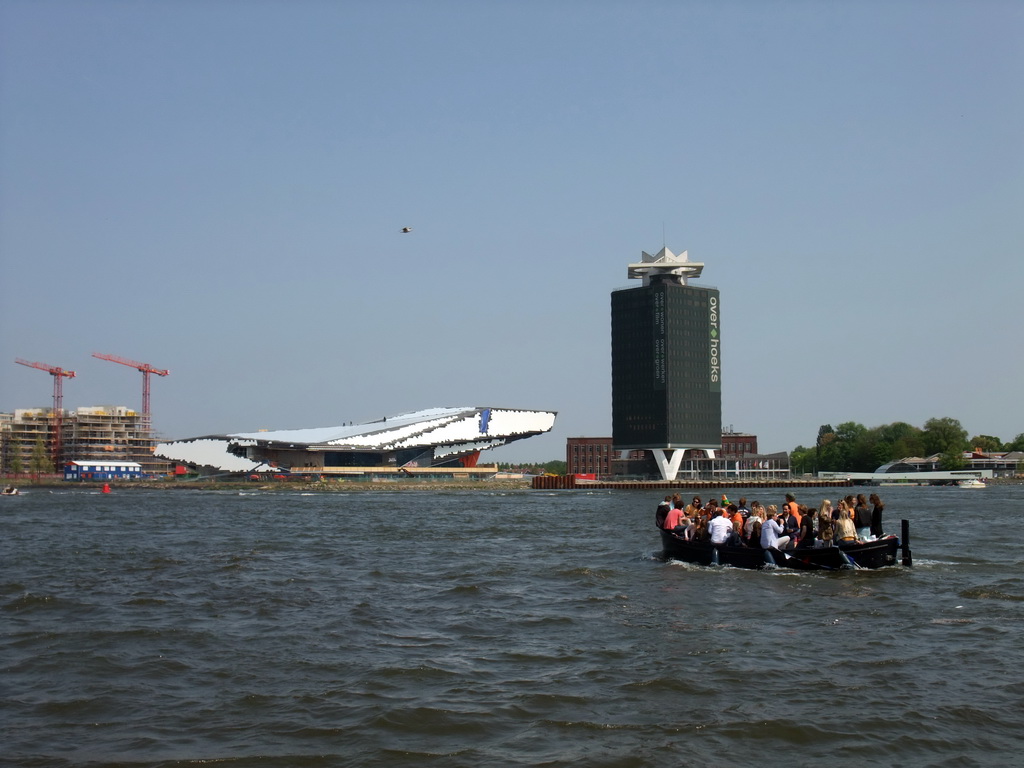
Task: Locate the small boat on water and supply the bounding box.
[659,520,911,571]
[1,486,19,496]
[956,478,986,489]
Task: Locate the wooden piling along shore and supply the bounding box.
[531,476,852,490]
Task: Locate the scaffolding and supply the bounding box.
[0,409,54,473]
[0,406,172,477]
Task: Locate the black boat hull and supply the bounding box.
[659,529,903,570]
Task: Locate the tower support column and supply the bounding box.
[651,448,717,481]
[651,449,684,481]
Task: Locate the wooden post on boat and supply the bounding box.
[901,519,912,567]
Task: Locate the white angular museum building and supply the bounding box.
[156,406,556,476]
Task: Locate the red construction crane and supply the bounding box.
[14,358,77,466]
[92,352,169,432]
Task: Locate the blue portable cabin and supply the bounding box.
[65,460,143,481]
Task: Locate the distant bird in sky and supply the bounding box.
[400,226,412,233]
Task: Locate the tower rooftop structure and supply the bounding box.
[626,247,704,286]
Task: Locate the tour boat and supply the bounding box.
[658,521,911,570]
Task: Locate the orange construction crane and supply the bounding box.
[14,358,77,466]
[92,353,169,432]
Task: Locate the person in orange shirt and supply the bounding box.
[729,504,744,537]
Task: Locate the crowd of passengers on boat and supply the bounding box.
[656,491,886,550]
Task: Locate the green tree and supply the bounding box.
[9,451,23,478]
[1007,433,1024,452]
[816,424,835,448]
[832,421,868,471]
[969,434,1004,452]
[877,421,918,444]
[875,421,926,461]
[921,417,969,456]
[799,420,934,470]
[789,445,815,475]
[834,421,867,443]
[937,450,967,470]
[816,425,841,471]
[542,460,567,475]
[29,437,53,478]
[868,436,895,470]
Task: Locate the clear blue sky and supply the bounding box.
[2,1,1021,462]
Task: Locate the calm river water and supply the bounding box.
[3,484,1024,767]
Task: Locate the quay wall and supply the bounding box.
[531,476,851,491]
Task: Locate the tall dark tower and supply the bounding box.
[611,247,721,480]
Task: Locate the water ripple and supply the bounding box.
[3,486,1024,766]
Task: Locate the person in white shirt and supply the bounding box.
[709,508,735,545]
[759,510,792,550]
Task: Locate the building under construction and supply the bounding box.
[7,353,171,478]
[0,406,171,477]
